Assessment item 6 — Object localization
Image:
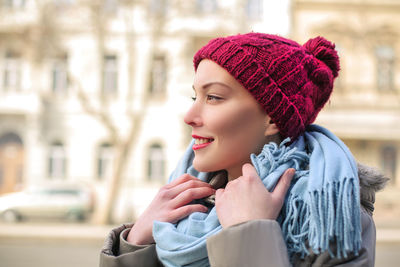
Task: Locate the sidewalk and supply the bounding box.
[0,222,116,242]
[376,228,400,243]
[1,222,400,243]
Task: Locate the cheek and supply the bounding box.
[217,106,266,153]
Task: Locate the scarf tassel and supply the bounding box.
[281,177,362,260]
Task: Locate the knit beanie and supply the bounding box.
[193,32,340,140]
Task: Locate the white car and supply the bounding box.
[0,184,94,222]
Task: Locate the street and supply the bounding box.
[0,222,399,267]
[0,221,109,267]
[0,238,102,267]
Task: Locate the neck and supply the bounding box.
[226,135,283,182]
[227,166,243,182]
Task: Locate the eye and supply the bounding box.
[207,95,223,102]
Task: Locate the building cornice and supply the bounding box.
[293,0,400,12]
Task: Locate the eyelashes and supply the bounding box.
[191,95,223,102]
[207,95,222,101]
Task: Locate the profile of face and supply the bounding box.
[184,59,280,180]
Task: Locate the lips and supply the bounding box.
[192,135,214,150]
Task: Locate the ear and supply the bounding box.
[264,116,280,137]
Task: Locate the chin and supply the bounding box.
[193,159,218,173]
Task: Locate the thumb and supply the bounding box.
[272,168,295,199]
[242,163,260,180]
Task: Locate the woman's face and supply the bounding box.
[184,59,277,179]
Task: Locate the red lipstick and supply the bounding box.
[192,135,214,150]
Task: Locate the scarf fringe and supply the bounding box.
[281,177,362,259]
[255,138,362,260]
[154,126,362,267]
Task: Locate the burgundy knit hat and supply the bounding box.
[193,32,340,140]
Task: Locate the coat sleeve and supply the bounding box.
[99,224,163,267]
[206,209,375,267]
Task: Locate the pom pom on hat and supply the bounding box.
[193,33,340,140]
[303,36,340,78]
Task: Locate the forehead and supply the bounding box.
[194,59,244,91]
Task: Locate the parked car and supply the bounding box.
[0,183,95,222]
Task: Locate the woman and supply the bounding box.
[100,33,387,267]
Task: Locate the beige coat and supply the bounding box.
[99,164,387,267]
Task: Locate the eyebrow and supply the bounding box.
[192,82,232,91]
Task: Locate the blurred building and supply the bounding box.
[291,0,400,215]
[0,0,398,223]
[0,0,289,222]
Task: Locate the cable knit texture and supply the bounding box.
[193,33,340,140]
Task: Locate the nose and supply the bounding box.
[184,101,202,127]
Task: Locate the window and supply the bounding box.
[381,145,397,185]
[2,0,26,8]
[147,144,165,182]
[0,165,3,187]
[149,0,167,17]
[48,142,66,179]
[53,0,74,6]
[375,45,395,91]
[103,0,117,13]
[149,55,167,96]
[196,0,217,14]
[52,55,68,94]
[333,42,344,90]
[97,143,114,180]
[102,55,118,95]
[16,164,23,185]
[246,0,263,20]
[3,51,21,91]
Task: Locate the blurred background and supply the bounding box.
[0,0,399,266]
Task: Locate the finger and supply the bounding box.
[170,204,209,223]
[171,187,215,207]
[168,179,213,198]
[165,173,200,189]
[242,163,260,180]
[225,178,238,190]
[215,188,224,200]
[272,168,295,200]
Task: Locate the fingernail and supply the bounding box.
[286,168,295,178]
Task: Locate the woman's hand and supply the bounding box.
[127,174,215,245]
[215,163,295,229]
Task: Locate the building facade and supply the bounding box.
[0,0,289,222]
[1,0,397,223]
[291,0,400,217]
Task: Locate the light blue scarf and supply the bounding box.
[153,125,361,266]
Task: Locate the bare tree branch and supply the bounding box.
[72,77,120,143]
